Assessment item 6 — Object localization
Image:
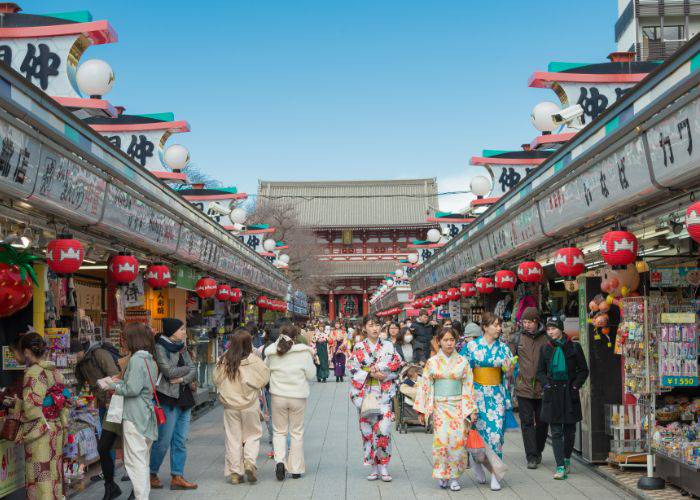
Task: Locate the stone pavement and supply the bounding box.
[75,380,636,499]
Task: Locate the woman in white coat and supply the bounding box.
[264,324,316,481]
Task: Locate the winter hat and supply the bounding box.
[463,322,482,338]
[162,318,184,338]
[521,307,540,323]
[546,317,564,332]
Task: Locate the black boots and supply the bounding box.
[103,481,122,500]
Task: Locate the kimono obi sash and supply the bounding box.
[473,367,502,386]
[433,378,461,397]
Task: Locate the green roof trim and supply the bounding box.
[276,241,286,247]
[136,112,175,122]
[42,10,93,23]
[482,149,511,157]
[435,211,462,218]
[247,224,269,230]
[692,53,700,72]
[219,186,238,194]
[547,62,591,72]
[412,239,430,245]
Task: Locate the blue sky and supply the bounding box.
[24,0,617,211]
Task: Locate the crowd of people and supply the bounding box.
[1,305,589,498]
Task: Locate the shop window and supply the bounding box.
[642,25,685,41]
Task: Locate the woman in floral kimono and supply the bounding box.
[348,315,402,482]
[460,312,514,491]
[311,325,330,382]
[14,333,70,500]
[330,322,349,382]
[414,327,477,491]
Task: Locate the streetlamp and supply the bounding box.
[76,59,115,98]
[229,207,247,225]
[408,253,419,264]
[163,144,190,172]
[426,228,441,243]
[530,101,560,134]
[263,238,277,252]
[469,175,492,199]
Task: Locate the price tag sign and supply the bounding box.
[661,375,699,387]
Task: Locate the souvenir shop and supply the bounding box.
[0,64,288,497]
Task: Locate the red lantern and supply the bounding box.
[600,230,637,269]
[195,277,217,298]
[144,264,171,289]
[108,253,139,285]
[518,261,544,283]
[229,288,242,303]
[447,287,460,302]
[460,283,477,297]
[46,235,83,275]
[495,270,517,290]
[475,277,494,294]
[686,201,700,243]
[257,295,269,309]
[216,284,232,301]
[554,247,585,279]
[437,290,448,305]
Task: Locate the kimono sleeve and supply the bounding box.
[18,369,49,444]
[412,359,434,416]
[347,344,368,409]
[461,360,477,417]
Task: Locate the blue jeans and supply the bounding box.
[149,405,192,476]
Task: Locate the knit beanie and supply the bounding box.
[162,317,184,338]
[463,322,482,338]
[546,317,564,332]
[521,307,540,323]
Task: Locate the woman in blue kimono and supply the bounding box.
[460,312,514,491]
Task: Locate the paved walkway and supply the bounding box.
[75,380,634,499]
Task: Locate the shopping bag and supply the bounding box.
[105,394,124,424]
[466,428,487,463]
[360,391,382,418]
[484,445,508,481]
[504,409,519,431]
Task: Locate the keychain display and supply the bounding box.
[658,315,698,386]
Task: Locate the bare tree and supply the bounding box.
[180,163,223,188]
[249,198,331,295]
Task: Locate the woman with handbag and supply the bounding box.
[264,324,316,481]
[348,315,402,482]
[414,327,478,491]
[106,323,160,500]
[13,333,70,500]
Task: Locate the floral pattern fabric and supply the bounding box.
[348,338,401,465]
[413,351,477,479]
[461,337,513,458]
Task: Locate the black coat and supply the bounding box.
[536,337,589,424]
[410,321,435,347]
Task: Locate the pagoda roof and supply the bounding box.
[315,260,400,277]
[258,178,438,228]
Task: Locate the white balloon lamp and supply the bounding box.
[163,144,190,171]
[230,207,247,225]
[427,228,441,243]
[408,253,419,264]
[76,59,115,98]
[263,238,276,252]
[470,175,492,197]
[531,101,560,133]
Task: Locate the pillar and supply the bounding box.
[32,263,46,335]
[328,291,336,321]
[362,290,368,317]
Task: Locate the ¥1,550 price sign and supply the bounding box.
[661,376,698,387]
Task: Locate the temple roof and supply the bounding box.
[315,260,400,277]
[257,178,438,228]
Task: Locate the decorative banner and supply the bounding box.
[339,295,358,317]
[150,288,168,319]
[0,119,42,199]
[174,264,198,291]
[650,267,700,288]
[120,275,145,308]
[175,225,204,263]
[74,279,102,310]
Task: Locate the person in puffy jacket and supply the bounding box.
[214,328,270,485]
[264,324,316,481]
[410,309,436,363]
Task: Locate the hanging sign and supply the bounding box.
[650,267,700,288]
[120,275,145,308]
[0,119,42,199]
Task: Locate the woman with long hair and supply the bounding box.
[387,322,400,345]
[312,324,330,382]
[214,328,270,485]
[414,327,477,491]
[14,333,70,500]
[460,313,514,491]
[348,315,402,482]
[264,324,316,481]
[106,323,159,500]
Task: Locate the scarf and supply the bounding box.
[549,337,568,381]
[157,334,185,353]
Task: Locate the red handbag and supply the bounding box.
[145,361,167,426]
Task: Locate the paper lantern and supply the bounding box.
[495,270,517,290]
[600,230,637,269]
[144,264,171,289]
[257,296,269,309]
[554,247,585,279]
[447,287,460,302]
[108,253,139,285]
[230,288,242,303]
[686,201,700,243]
[460,282,477,297]
[518,261,543,283]
[46,235,84,275]
[216,284,232,301]
[475,277,494,294]
[195,277,217,298]
[437,290,448,305]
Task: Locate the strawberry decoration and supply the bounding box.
[0,244,40,318]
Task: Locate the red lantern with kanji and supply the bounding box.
[518,261,543,283]
[437,290,448,305]
[144,264,171,289]
[686,201,700,243]
[0,244,39,318]
[446,287,460,302]
[195,277,217,298]
[460,282,477,297]
[495,270,517,290]
[475,277,494,294]
[108,253,139,285]
[257,296,269,309]
[554,247,585,279]
[216,284,232,301]
[46,235,83,276]
[230,288,242,303]
[600,230,637,269]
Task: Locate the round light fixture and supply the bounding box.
[163,144,190,171]
[530,101,560,133]
[76,59,115,98]
[470,175,492,197]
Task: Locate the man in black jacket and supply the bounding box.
[410,309,436,363]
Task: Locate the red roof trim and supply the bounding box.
[528,71,647,89]
[52,96,117,117]
[470,156,545,166]
[529,132,576,149]
[90,120,190,133]
[182,193,248,201]
[0,20,118,45]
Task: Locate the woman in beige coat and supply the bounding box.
[214,329,270,485]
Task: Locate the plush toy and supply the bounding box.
[587,294,611,344]
[600,263,640,308]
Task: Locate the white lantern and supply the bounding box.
[427,228,441,243]
[163,144,190,171]
[395,269,404,278]
[408,253,419,264]
[470,175,492,197]
[530,101,560,133]
[386,278,394,287]
[279,254,290,265]
[229,207,247,225]
[263,238,276,252]
[76,59,115,98]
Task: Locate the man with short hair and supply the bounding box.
[410,309,436,362]
[510,307,549,469]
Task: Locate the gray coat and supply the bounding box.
[154,340,197,400]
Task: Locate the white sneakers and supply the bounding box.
[490,474,502,491]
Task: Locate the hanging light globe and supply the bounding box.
[427,228,441,243]
[263,238,276,252]
[408,253,419,264]
[76,59,115,98]
[279,254,290,265]
[395,269,404,278]
[163,144,190,171]
[530,101,560,132]
[470,175,492,197]
[229,207,247,225]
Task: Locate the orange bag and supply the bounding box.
[466,429,485,450]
